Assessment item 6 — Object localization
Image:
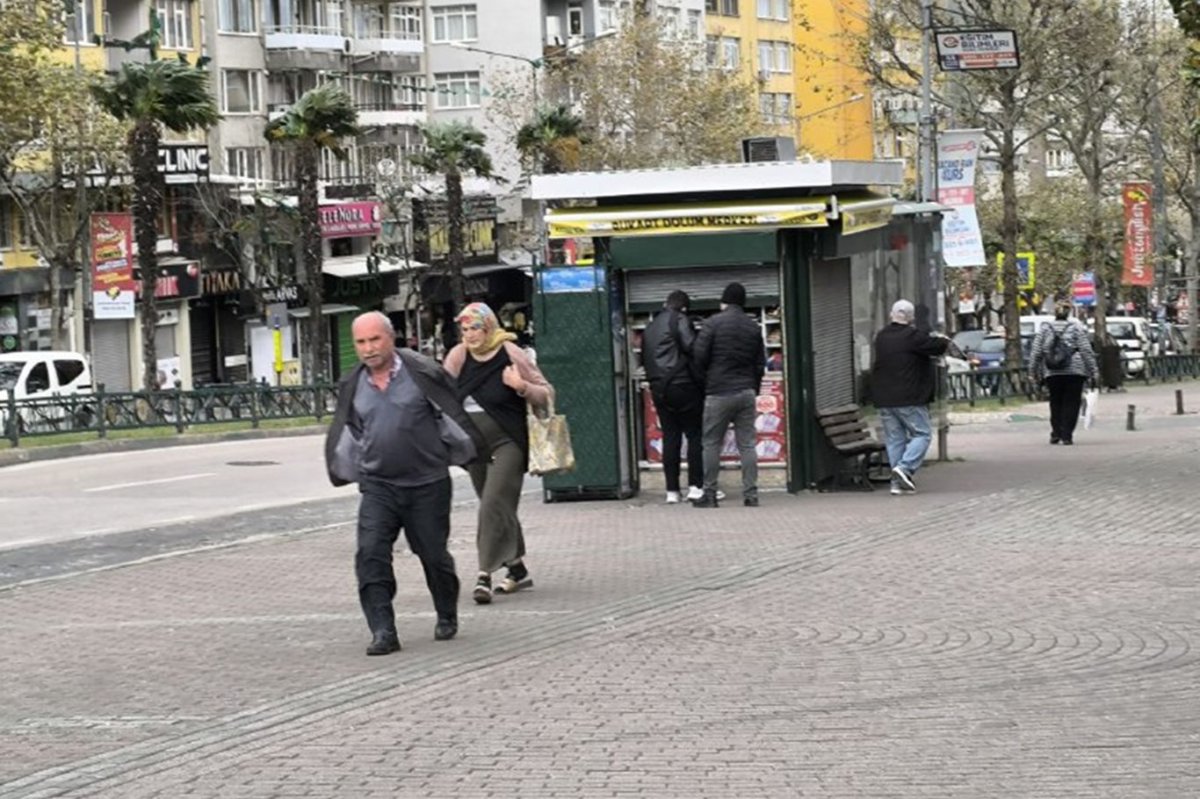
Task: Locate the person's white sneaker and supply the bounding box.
[686,486,704,501]
[666,491,681,504]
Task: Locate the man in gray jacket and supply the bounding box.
[325,311,485,656]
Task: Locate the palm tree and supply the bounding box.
[409,121,495,308]
[92,55,220,392]
[264,84,359,384]
[515,105,587,175]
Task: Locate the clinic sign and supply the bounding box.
[936,30,1020,71]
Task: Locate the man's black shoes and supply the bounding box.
[434,618,458,641]
[743,496,759,507]
[691,493,719,508]
[366,629,401,656]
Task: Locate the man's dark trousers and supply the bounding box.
[1046,374,1087,442]
[356,476,459,633]
[654,383,703,493]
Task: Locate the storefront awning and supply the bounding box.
[287,303,361,318]
[545,198,829,240]
[832,193,897,236]
[322,256,421,279]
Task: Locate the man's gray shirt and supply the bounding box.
[353,366,449,487]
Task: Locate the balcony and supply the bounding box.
[264,24,346,70]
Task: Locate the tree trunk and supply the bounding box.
[1086,122,1109,349]
[1188,128,1200,353]
[999,124,1022,367]
[131,120,163,393]
[297,138,325,384]
[446,169,466,309]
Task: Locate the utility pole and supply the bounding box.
[918,0,936,206]
[1149,0,1170,318]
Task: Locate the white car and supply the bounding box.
[0,351,95,434]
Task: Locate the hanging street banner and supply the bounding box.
[1122,182,1155,287]
[937,129,987,268]
[935,30,1020,71]
[90,212,136,319]
[1073,272,1097,307]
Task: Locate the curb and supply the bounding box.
[0,424,330,469]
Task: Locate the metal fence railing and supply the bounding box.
[2,384,338,447]
[944,354,1200,408]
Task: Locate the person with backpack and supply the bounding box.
[1028,300,1099,445]
[642,290,706,504]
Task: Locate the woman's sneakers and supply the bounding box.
[495,561,533,595]
[473,573,493,605]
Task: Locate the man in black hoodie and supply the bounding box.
[871,299,949,496]
[692,282,766,508]
[642,290,705,504]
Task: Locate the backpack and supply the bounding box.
[1043,324,1076,370]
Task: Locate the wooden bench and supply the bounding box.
[816,404,888,491]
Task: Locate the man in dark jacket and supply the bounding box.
[871,299,949,496]
[692,282,766,508]
[643,290,705,504]
[324,311,485,656]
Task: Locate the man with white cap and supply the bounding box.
[870,299,949,495]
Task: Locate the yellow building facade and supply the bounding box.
[792,0,873,160]
[704,0,796,136]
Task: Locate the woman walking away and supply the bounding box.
[1028,300,1099,445]
[444,303,554,604]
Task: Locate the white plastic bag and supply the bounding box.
[1082,388,1099,429]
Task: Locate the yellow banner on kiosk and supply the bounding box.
[837,194,897,236]
[545,199,829,239]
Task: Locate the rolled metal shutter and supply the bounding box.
[811,258,855,409]
[189,303,215,385]
[92,319,132,392]
[625,264,779,306]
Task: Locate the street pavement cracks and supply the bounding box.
[1,384,1199,797]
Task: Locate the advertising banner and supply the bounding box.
[545,199,829,240]
[935,30,1020,71]
[90,212,136,319]
[319,201,382,238]
[1122,182,1154,287]
[1072,272,1097,306]
[936,129,987,267]
[642,380,786,466]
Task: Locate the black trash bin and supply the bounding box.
[1099,344,1124,389]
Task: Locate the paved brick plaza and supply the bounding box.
[2,383,1198,798]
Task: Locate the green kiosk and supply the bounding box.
[530,160,941,500]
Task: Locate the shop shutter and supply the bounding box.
[92,319,132,392]
[189,303,215,385]
[625,264,779,307]
[219,306,248,382]
[810,258,855,409]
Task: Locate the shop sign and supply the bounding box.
[413,196,498,265]
[201,269,244,297]
[135,261,202,300]
[840,197,895,236]
[319,201,382,238]
[546,199,828,239]
[0,304,18,353]
[90,212,136,319]
[159,144,210,183]
[936,30,1019,71]
[261,283,304,305]
[323,271,400,303]
[1122,182,1154,287]
[540,267,602,293]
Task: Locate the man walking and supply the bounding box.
[871,299,949,496]
[325,311,486,655]
[642,290,705,504]
[692,282,766,508]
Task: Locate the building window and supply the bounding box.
[719,0,738,15]
[63,0,98,44]
[721,36,739,70]
[687,9,701,38]
[759,92,793,125]
[222,70,262,114]
[155,0,193,49]
[567,2,583,37]
[389,3,422,39]
[226,148,264,180]
[218,0,255,32]
[598,0,617,32]
[758,40,791,74]
[0,201,12,250]
[325,0,344,34]
[433,71,480,109]
[431,4,477,42]
[756,0,787,20]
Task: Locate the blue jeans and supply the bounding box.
[879,405,932,479]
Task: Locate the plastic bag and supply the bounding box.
[1082,388,1099,429]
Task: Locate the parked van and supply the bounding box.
[0,351,94,433]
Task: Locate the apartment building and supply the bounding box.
[704,0,793,136]
[793,0,872,159]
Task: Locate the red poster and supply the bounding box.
[90,212,136,319]
[642,380,786,466]
[1122,182,1154,287]
[319,201,381,238]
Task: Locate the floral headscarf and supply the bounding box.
[455,302,516,356]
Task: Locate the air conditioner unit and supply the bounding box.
[757,68,771,82]
[740,136,796,163]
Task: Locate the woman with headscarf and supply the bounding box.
[443,302,553,604]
